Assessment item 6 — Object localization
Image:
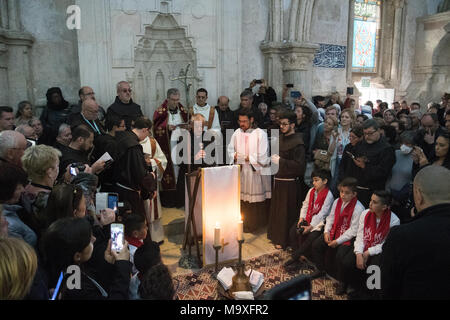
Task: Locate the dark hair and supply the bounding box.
[422,112,439,123]
[278,110,297,124]
[313,96,325,104]
[134,242,162,274]
[238,108,254,120]
[372,190,392,206]
[362,119,380,131]
[0,106,13,118]
[296,105,312,125]
[138,263,175,300]
[350,124,364,138]
[381,125,397,145]
[397,109,410,117]
[436,131,450,170]
[71,125,92,142]
[311,169,331,185]
[379,102,388,110]
[240,90,253,99]
[16,101,32,118]
[0,162,28,203]
[41,217,92,287]
[365,101,374,108]
[196,88,208,96]
[391,120,405,132]
[133,117,153,130]
[411,102,421,109]
[356,114,369,122]
[124,214,146,237]
[41,184,84,229]
[105,113,125,132]
[338,177,358,193]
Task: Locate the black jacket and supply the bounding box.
[381,203,450,300]
[351,137,396,190]
[58,145,90,179]
[106,97,143,130]
[68,112,106,137]
[114,131,156,196]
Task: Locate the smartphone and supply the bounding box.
[255,79,263,84]
[291,91,302,99]
[286,84,294,88]
[347,87,354,95]
[107,193,119,212]
[264,275,311,300]
[70,167,77,176]
[346,151,356,159]
[111,223,124,252]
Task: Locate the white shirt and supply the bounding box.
[324,199,365,245]
[299,188,334,229]
[193,103,221,132]
[354,209,400,256]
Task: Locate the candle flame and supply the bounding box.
[216,221,220,228]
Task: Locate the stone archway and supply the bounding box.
[133,13,199,117]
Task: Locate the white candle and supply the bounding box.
[237,220,243,241]
[214,222,221,247]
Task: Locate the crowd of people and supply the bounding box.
[0,79,449,300]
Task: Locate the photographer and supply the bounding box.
[248,79,277,109]
[414,113,445,162]
[59,125,105,182]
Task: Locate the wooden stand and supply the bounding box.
[182,170,203,267]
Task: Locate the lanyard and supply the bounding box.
[82,113,100,134]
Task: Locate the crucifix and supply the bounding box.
[169,64,197,116]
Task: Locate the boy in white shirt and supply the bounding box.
[337,190,400,299]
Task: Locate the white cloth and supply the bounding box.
[193,103,221,133]
[227,128,271,203]
[324,199,365,245]
[354,209,400,256]
[299,188,334,229]
[140,136,168,243]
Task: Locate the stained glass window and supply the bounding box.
[352,0,382,73]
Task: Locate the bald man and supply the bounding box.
[69,86,106,122]
[381,165,450,299]
[68,98,105,137]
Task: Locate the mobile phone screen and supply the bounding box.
[107,193,118,212]
[70,167,77,176]
[111,224,124,252]
[291,91,302,98]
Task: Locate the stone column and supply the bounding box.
[390,0,405,86]
[0,0,8,29]
[7,0,18,30]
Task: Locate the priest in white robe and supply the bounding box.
[228,109,271,232]
[193,88,221,134]
[140,133,168,243]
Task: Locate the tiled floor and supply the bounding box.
[159,207,278,277]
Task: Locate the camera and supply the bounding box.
[71,162,86,172]
[286,84,294,88]
[255,79,263,84]
[296,220,309,235]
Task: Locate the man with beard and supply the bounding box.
[228,109,271,232]
[114,117,157,219]
[267,110,306,248]
[153,88,189,208]
[107,81,143,130]
[39,87,73,145]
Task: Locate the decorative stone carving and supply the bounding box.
[134,13,199,116]
[280,53,312,71]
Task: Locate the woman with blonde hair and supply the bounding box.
[0,237,38,300]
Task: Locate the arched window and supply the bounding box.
[352,0,382,74]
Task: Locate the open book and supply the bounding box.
[217,267,264,293]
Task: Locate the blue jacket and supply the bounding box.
[3,204,37,248]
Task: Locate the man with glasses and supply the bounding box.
[192,88,221,133]
[153,88,189,208]
[107,81,143,130]
[267,110,306,249]
[70,86,107,123]
[414,113,445,162]
[349,119,395,207]
[68,98,105,138]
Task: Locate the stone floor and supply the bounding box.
[159,207,278,277]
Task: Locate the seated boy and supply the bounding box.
[284,169,334,269]
[337,190,400,299]
[310,177,365,291]
[124,214,148,274]
[129,241,162,300]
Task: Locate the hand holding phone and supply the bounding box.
[110,223,124,252]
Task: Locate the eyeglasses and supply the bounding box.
[84,92,95,96]
[364,130,378,137]
[122,89,132,93]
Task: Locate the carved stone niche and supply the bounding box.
[134,13,199,117]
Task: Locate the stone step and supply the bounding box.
[161,207,186,237]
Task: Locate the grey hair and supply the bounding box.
[0,130,22,159]
[15,125,33,136]
[116,81,130,92]
[167,88,180,98]
[58,123,71,136]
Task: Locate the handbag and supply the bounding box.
[313,149,331,170]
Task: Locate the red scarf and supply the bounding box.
[305,187,329,224]
[329,197,357,245]
[125,236,143,249]
[363,209,392,252]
